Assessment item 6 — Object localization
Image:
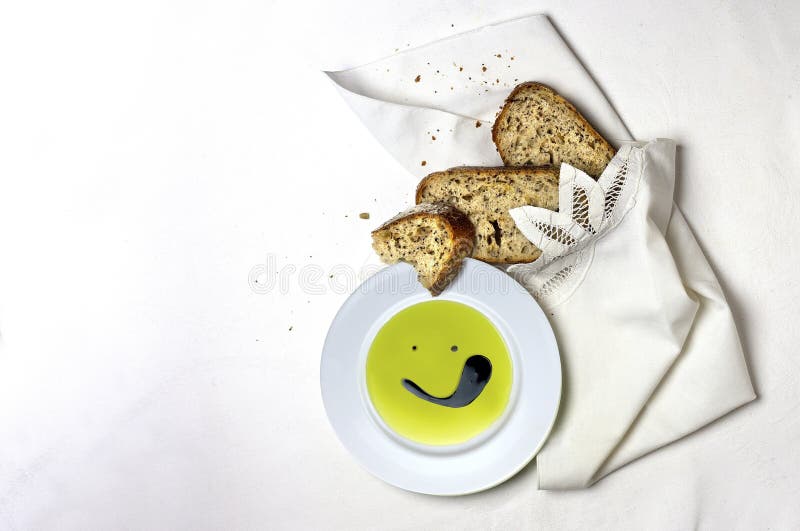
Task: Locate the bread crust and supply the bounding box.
[415,165,559,204]
[491,82,615,176]
[372,202,473,239]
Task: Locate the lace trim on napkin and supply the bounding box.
[506,144,644,309]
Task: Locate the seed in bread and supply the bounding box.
[492,82,615,178]
[371,202,475,296]
[416,167,559,264]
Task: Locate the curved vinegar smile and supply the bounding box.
[402,354,492,408]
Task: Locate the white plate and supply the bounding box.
[320,258,561,495]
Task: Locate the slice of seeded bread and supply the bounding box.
[372,202,475,296]
[492,82,616,178]
[416,167,559,264]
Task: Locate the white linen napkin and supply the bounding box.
[326,14,755,489]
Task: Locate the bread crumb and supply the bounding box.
[511,56,515,60]
[496,54,502,58]
[475,121,482,128]
[359,212,370,219]
[482,66,487,72]
[432,135,436,141]
[421,160,427,166]
[414,75,421,82]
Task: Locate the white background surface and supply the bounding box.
[1,1,799,529]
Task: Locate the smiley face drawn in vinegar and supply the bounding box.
[366,300,513,446]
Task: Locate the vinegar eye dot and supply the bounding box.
[451,345,458,352]
[412,345,417,350]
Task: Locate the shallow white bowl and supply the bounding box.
[320,258,561,495]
